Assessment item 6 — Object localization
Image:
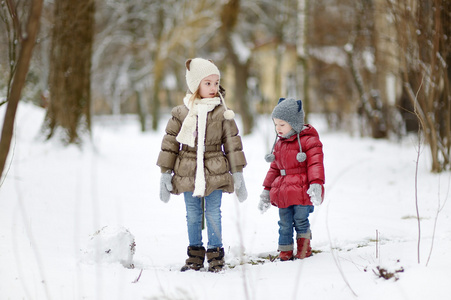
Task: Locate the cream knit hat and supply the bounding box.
[185,58,220,94]
[185,58,235,120]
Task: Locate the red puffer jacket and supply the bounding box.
[263,124,325,208]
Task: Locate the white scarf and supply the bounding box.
[176,94,221,196]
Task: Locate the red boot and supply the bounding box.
[279,250,293,261]
[295,238,312,259]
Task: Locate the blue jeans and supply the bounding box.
[278,205,314,251]
[184,190,223,249]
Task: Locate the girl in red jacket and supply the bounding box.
[258,98,325,261]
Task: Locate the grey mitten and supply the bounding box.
[307,183,323,206]
[258,190,271,213]
[232,172,248,202]
[160,173,173,203]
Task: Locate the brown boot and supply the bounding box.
[206,247,225,272]
[181,246,205,271]
[295,238,312,259]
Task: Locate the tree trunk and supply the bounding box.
[219,0,253,135]
[43,0,95,144]
[297,0,310,121]
[233,61,253,134]
[136,89,146,132]
[346,0,388,139]
[390,0,451,172]
[151,57,164,131]
[0,0,43,181]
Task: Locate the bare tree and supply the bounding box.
[92,0,157,119]
[0,1,21,105]
[0,0,43,181]
[297,0,310,119]
[149,0,221,130]
[43,0,95,144]
[345,0,389,139]
[91,0,226,131]
[389,0,450,172]
[219,0,254,135]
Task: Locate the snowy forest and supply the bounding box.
[1,1,451,300]
[1,0,450,175]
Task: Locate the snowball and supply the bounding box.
[82,225,136,269]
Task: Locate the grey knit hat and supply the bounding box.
[271,98,305,132]
[265,98,306,163]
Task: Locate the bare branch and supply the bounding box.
[0,0,44,180]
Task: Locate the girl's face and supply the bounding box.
[198,74,220,98]
[273,118,293,136]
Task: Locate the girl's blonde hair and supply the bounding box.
[188,88,219,106]
[189,89,201,105]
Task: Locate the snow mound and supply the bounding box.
[81,225,136,269]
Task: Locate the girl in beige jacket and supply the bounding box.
[157,58,247,272]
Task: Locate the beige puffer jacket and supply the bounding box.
[157,104,247,196]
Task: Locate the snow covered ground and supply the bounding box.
[1,102,450,300]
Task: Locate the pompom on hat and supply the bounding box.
[265,97,306,163]
[185,58,234,120]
